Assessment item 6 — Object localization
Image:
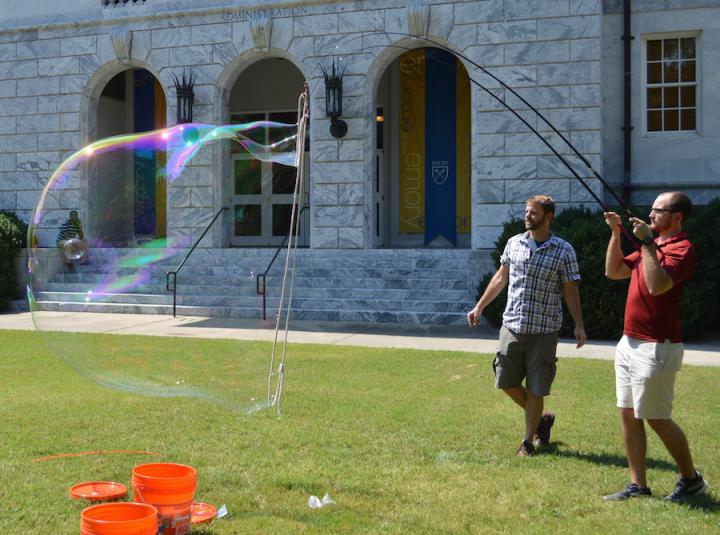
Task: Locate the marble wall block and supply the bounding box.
[313,140,338,162]
[570,38,600,61]
[294,14,338,37]
[478,21,537,44]
[338,139,364,161]
[169,187,191,208]
[170,45,213,67]
[17,114,60,134]
[338,10,384,33]
[0,190,16,209]
[152,27,191,49]
[538,16,600,40]
[313,227,339,248]
[312,184,338,206]
[428,3,454,38]
[0,117,15,134]
[505,40,570,65]
[191,23,233,45]
[338,183,364,205]
[0,43,16,61]
[505,0,569,20]
[0,60,38,80]
[339,227,363,248]
[0,97,37,117]
[38,57,79,77]
[191,186,213,207]
[571,0,601,16]
[0,133,38,152]
[37,132,79,151]
[448,25,478,51]
[476,180,504,203]
[17,39,60,59]
[315,205,363,226]
[61,35,96,56]
[17,77,59,96]
[505,177,571,202]
[0,79,15,98]
[477,156,538,180]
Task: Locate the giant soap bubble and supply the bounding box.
[27,121,300,413]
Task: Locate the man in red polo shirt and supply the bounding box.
[602,192,708,503]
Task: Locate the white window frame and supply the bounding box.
[641,31,702,138]
[228,109,309,247]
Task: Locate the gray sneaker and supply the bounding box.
[664,471,709,503]
[603,483,652,501]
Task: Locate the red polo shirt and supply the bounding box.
[623,233,695,343]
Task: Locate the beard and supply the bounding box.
[525,219,543,230]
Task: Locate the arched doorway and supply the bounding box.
[91,68,167,246]
[375,47,471,248]
[227,58,308,247]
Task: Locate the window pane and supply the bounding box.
[647,110,662,131]
[681,86,696,108]
[664,109,679,131]
[647,88,662,109]
[647,40,662,61]
[234,204,261,236]
[268,111,297,145]
[647,62,662,84]
[663,39,679,60]
[680,38,695,59]
[663,86,679,108]
[681,60,696,82]
[272,163,296,194]
[663,61,679,83]
[231,113,265,153]
[681,109,696,131]
[234,159,262,195]
[272,204,293,236]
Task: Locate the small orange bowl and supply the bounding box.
[69,481,128,502]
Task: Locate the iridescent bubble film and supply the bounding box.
[28,121,299,413]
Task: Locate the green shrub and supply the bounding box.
[476,201,720,341]
[0,210,27,310]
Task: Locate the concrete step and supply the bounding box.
[36,291,472,313]
[32,300,468,325]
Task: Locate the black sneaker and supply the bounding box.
[603,483,652,501]
[664,471,709,503]
[534,412,555,447]
[517,439,535,457]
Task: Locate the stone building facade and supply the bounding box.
[0,0,719,323]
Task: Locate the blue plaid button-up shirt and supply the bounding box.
[500,232,581,334]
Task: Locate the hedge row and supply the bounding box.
[477,199,720,341]
[0,210,27,311]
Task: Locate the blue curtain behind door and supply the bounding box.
[424,49,457,246]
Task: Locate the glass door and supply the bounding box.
[230,111,308,247]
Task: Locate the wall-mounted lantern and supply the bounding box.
[321,58,347,139]
[172,70,197,125]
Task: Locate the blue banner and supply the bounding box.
[424,49,457,245]
[133,69,157,236]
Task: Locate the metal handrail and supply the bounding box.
[166,206,228,317]
[256,204,309,320]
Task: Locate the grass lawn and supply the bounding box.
[1,329,718,534]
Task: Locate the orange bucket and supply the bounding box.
[132,462,197,535]
[80,502,158,535]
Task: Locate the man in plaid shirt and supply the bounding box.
[468,195,586,456]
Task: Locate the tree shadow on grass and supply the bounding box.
[542,442,676,471]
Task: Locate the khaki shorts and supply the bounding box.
[493,325,559,396]
[615,335,684,420]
